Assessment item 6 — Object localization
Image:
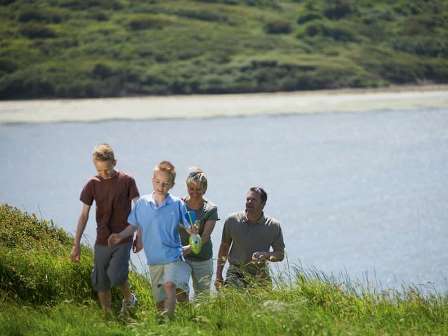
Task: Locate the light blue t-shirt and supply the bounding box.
[128,193,190,265]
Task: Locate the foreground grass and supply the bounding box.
[1,204,447,335]
[0,0,447,99]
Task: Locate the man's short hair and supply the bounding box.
[154,160,176,184]
[249,186,267,203]
[92,143,115,162]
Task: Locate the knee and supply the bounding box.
[163,281,176,291]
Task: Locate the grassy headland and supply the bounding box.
[1,204,447,335]
[0,0,447,99]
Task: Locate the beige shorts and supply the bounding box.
[185,258,213,296]
[149,260,191,303]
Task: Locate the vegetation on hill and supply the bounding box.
[1,204,448,335]
[0,0,447,99]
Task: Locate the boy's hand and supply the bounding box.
[182,245,192,256]
[70,245,80,262]
[108,233,121,247]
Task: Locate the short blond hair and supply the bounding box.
[186,167,208,193]
[92,143,115,162]
[154,160,176,184]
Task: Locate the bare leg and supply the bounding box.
[98,290,112,314]
[119,280,131,301]
[163,281,177,319]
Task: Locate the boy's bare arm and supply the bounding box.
[108,225,136,247]
[70,204,91,262]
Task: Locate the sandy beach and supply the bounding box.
[0,85,447,124]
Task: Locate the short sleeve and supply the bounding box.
[127,200,140,228]
[128,177,140,200]
[178,200,191,228]
[79,180,94,206]
[221,217,232,244]
[204,205,219,222]
[271,224,285,252]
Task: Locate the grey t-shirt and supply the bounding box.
[179,199,219,261]
[222,211,285,266]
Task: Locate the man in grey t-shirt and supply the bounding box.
[215,187,285,289]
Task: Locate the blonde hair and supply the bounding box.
[154,160,176,184]
[186,167,208,193]
[92,143,115,162]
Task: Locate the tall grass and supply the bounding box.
[1,204,447,335]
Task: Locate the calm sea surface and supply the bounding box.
[1,107,447,292]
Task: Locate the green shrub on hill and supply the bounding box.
[0,204,92,304]
[0,0,447,99]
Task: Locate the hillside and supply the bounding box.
[0,0,447,99]
[1,204,448,335]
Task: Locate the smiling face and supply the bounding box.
[93,159,116,179]
[187,181,204,201]
[152,169,173,197]
[245,190,265,221]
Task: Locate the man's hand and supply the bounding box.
[70,244,80,263]
[108,233,122,247]
[132,237,143,253]
[251,251,270,263]
[182,245,192,256]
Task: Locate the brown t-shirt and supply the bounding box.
[80,171,139,245]
[222,211,285,267]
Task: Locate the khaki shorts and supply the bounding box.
[185,258,213,296]
[149,260,191,303]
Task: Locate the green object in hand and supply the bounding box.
[189,232,202,254]
[187,210,202,254]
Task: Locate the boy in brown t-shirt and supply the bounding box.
[70,144,140,318]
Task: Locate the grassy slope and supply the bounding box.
[0,0,447,99]
[1,204,448,335]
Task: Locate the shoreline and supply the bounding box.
[1,85,447,124]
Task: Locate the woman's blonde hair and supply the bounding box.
[154,160,176,184]
[92,143,115,162]
[186,167,208,193]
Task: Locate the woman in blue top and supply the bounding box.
[179,167,219,297]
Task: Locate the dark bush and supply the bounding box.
[303,22,356,42]
[59,0,122,10]
[18,9,63,23]
[128,17,166,30]
[92,63,115,79]
[297,13,322,24]
[392,37,448,57]
[264,21,292,34]
[175,9,229,22]
[0,58,17,73]
[323,0,354,20]
[89,11,109,21]
[19,23,57,38]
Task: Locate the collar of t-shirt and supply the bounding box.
[96,170,118,181]
[243,212,266,225]
[149,192,174,209]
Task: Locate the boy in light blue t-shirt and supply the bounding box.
[108,160,195,319]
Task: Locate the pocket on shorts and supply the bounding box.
[91,266,98,290]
